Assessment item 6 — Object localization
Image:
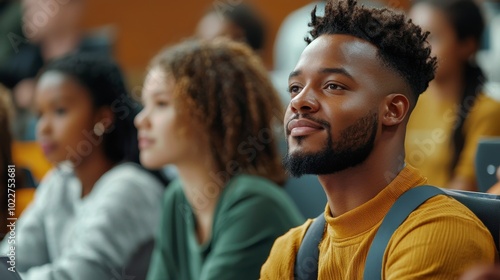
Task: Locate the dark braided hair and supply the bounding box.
[150,39,285,185]
[413,0,485,174]
[306,0,437,102]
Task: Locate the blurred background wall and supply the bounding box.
[81,0,409,86]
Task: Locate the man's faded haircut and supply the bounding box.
[306,0,437,101]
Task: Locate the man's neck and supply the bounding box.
[319,143,405,217]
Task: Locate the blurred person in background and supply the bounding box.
[0,53,165,280]
[0,0,23,66]
[195,3,265,53]
[477,0,500,101]
[136,38,304,280]
[0,0,113,140]
[406,0,500,191]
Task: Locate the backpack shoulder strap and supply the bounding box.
[294,213,326,280]
[293,185,443,280]
[363,185,444,280]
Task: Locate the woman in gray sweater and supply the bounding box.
[0,53,165,280]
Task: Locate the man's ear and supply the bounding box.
[380,93,410,127]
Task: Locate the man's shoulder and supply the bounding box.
[391,193,495,249]
[404,194,487,229]
[384,194,497,277]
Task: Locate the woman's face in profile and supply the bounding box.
[135,68,200,169]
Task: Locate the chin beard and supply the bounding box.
[283,112,378,177]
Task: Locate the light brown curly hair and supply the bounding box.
[150,38,286,185]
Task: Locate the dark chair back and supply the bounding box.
[475,138,500,192]
[442,188,500,251]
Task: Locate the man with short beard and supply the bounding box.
[260,0,497,279]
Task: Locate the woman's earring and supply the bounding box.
[94,122,105,137]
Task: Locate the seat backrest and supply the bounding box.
[475,138,500,192]
[442,188,500,251]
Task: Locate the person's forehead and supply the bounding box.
[295,34,381,72]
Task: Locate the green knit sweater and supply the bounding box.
[146,174,304,280]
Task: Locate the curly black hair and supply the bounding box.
[306,0,437,101]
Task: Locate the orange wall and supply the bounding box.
[82,0,409,79]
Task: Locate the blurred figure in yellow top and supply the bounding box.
[406,0,500,191]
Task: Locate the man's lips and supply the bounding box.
[287,119,324,137]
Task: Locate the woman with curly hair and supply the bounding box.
[135,39,304,280]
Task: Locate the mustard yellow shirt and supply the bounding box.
[405,92,500,187]
[260,165,496,279]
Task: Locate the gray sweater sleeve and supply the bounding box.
[0,170,54,270]
[5,164,164,280]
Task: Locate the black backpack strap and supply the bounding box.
[363,185,443,280]
[294,213,326,280]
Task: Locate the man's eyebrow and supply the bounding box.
[319,67,353,79]
[288,67,353,80]
[289,70,301,80]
